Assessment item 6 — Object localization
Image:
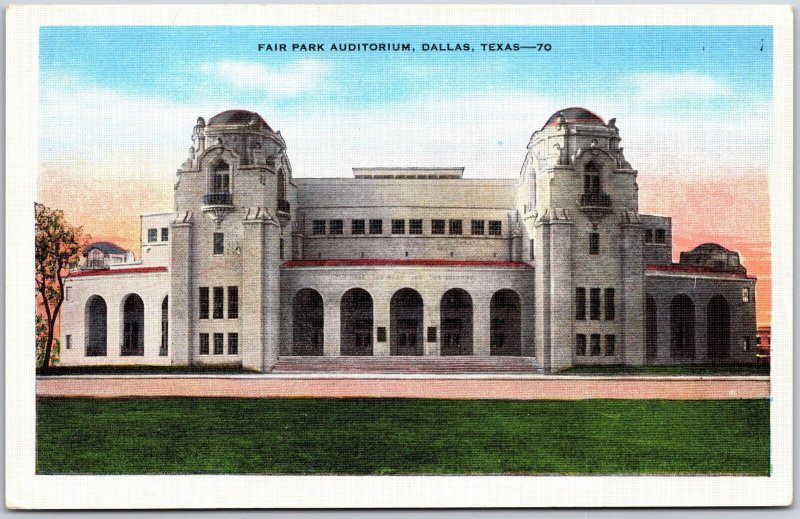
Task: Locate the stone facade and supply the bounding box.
[58,108,759,372]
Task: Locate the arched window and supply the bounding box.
[440,289,473,356]
[390,288,424,356]
[85,295,107,356]
[645,294,657,363]
[160,296,168,356]
[340,288,373,356]
[292,289,324,355]
[584,162,601,194]
[121,294,145,356]
[211,161,230,193]
[670,294,695,359]
[490,289,522,356]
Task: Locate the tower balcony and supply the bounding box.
[277,199,291,226]
[578,191,613,220]
[202,192,234,224]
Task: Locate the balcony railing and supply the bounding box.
[277,199,291,213]
[579,191,612,208]
[202,192,233,206]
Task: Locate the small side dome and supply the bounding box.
[207,110,272,131]
[543,107,605,129]
[83,241,128,257]
[679,243,745,273]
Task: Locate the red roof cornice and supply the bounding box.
[646,264,754,279]
[283,259,534,269]
[67,266,167,278]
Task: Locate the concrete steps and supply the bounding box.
[271,355,542,374]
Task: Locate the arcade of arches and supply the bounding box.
[291,287,523,356]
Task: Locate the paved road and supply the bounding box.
[36,375,770,400]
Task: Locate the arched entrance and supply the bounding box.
[645,294,657,364]
[390,288,424,355]
[341,288,373,356]
[293,288,324,355]
[490,289,522,356]
[440,289,473,356]
[121,294,144,356]
[707,295,731,360]
[85,295,107,356]
[670,294,695,359]
[160,296,169,356]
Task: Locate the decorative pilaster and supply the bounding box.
[169,211,194,366]
[620,210,645,365]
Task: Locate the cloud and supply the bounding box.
[198,60,332,96]
[623,71,732,101]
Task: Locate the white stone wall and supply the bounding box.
[140,212,174,267]
[59,270,170,365]
[280,265,536,360]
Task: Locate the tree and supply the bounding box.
[35,203,87,368]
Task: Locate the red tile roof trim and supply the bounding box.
[646,264,754,279]
[67,266,168,278]
[284,259,534,269]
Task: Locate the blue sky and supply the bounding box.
[41,25,771,112]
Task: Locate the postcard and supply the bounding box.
[6,3,793,509]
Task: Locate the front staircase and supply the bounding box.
[271,356,541,374]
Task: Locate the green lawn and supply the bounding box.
[37,398,769,475]
[561,364,770,376]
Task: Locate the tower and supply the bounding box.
[170,110,296,371]
[517,108,644,371]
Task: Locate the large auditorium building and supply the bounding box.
[58,108,758,372]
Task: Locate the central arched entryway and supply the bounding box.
[121,294,144,356]
[390,288,424,355]
[440,289,473,355]
[85,295,107,356]
[490,289,522,356]
[645,294,657,364]
[707,295,731,360]
[670,294,695,359]
[341,288,373,356]
[293,288,324,355]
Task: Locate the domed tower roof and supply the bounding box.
[543,107,605,129]
[679,242,746,274]
[207,110,272,131]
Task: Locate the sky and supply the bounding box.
[37,25,774,324]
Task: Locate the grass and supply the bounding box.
[561,364,770,376]
[36,365,256,376]
[37,397,769,475]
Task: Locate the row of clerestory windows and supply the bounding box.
[147,227,169,243]
[575,334,616,356]
[644,228,667,244]
[311,219,503,236]
[199,332,238,355]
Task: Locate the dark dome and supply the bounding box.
[207,110,272,130]
[679,242,745,274]
[83,241,128,257]
[543,107,605,129]
[690,243,732,254]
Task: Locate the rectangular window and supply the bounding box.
[605,335,616,356]
[576,334,587,356]
[392,219,406,234]
[213,286,224,319]
[590,288,601,320]
[644,229,653,243]
[427,326,437,342]
[279,238,284,259]
[409,219,423,235]
[65,287,71,302]
[329,219,343,235]
[228,333,239,355]
[589,233,600,255]
[312,220,326,235]
[376,327,387,342]
[213,333,224,355]
[590,334,601,356]
[449,219,463,235]
[604,288,615,320]
[742,287,750,303]
[655,229,666,244]
[471,220,485,235]
[352,219,365,235]
[431,219,446,235]
[199,287,209,319]
[199,333,209,355]
[213,232,224,255]
[530,239,535,260]
[488,220,502,236]
[575,287,586,320]
[743,336,751,352]
[227,286,238,319]
[369,219,383,234]
[66,335,72,350]
[148,228,158,242]
[161,227,169,241]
